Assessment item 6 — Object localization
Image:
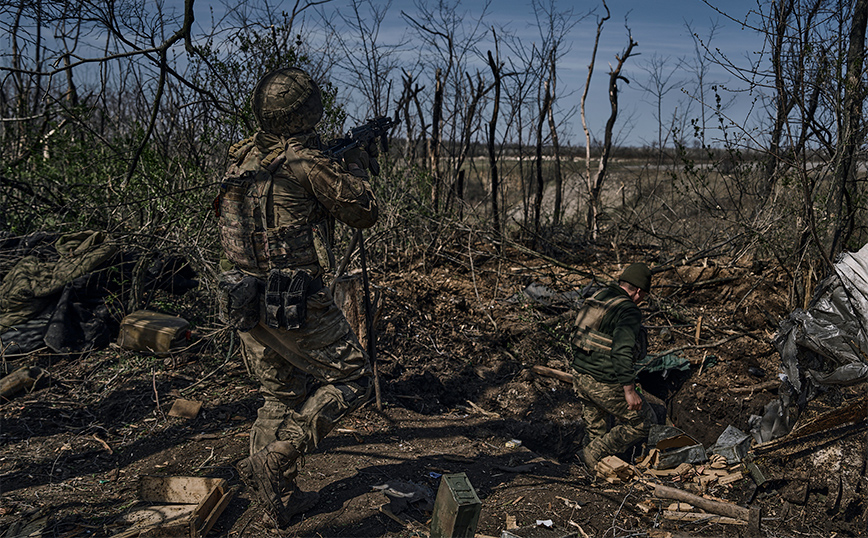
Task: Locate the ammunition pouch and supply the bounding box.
[217,269,264,332]
[265,269,323,330]
[572,327,615,354]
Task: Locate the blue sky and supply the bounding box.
[375,0,768,147]
[185,0,768,147]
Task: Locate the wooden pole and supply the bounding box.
[357,230,381,411]
[654,484,749,520]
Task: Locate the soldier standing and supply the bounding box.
[215,67,378,527]
[570,263,656,469]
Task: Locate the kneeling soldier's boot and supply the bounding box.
[237,440,301,526]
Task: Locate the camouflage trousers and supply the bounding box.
[572,372,654,464]
[239,286,372,461]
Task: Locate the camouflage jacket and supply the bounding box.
[570,284,643,386]
[219,130,378,278]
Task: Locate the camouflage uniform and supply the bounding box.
[217,68,378,527]
[570,281,654,467]
[228,129,377,458]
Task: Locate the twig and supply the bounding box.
[180,347,234,395]
[466,399,500,418]
[645,333,748,364]
[152,367,166,420]
[731,380,779,394]
[194,447,215,472]
[92,434,113,454]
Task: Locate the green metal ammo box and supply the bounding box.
[429,473,481,538]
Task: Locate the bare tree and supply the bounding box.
[580,2,610,225]
[586,30,638,239]
[487,38,504,234]
[636,53,684,154]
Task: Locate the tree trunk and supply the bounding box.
[828,0,868,256]
[487,49,502,235]
[546,52,563,226]
[430,68,444,213]
[587,36,638,239]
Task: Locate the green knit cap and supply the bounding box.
[619,262,652,292]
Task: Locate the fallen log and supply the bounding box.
[0,366,44,400]
[653,484,749,521]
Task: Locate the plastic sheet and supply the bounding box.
[755,243,868,443]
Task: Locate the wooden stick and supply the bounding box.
[731,380,779,394]
[654,484,750,521]
[531,365,573,384]
[663,510,746,525]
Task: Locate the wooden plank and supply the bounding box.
[663,510,747,525]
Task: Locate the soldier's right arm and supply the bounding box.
[287,142,379,229]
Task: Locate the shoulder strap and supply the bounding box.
[571,291,632,354]
[283,141,316,197]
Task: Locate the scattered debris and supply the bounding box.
[649,425,707,469]
[372,480,435,515]
[168,398,203,419]
[110,476,235,538]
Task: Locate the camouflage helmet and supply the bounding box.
[251,67,323,136]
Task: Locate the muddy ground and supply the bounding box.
[1,241,866,538]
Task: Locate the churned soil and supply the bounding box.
[1,242,864,537]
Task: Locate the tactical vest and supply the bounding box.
[571,290,631,354]
[216,140,322,275]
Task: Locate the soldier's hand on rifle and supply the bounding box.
[343,146,370,175]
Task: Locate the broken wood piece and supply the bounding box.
[379,505,409,526]
[654,484,750,521]
[466,400,500,418]
[719,472,745,485]
[168,399,202,419]
[505,514,518,529]
[530,365,573,384]
[731,380,779,394]
[667,502,694,511]
[118,476,235,538]
[702,469,730,478]
[0,366,45,400]
[662,510,747,525]
[644,462,693,478]
[638,448,660,469]
[92,434,113,454]
[636,499,656,514]
[599,455,630,474]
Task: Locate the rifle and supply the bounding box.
[325,116,398,175]
[326,115,396,411]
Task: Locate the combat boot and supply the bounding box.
[236,440,300,526]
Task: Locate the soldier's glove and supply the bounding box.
[343,146,370,175]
